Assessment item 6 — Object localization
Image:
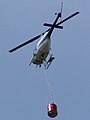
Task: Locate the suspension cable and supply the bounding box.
[44,68,54,103]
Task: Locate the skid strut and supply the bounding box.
[44,55,55,69]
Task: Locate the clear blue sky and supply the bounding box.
[0,0,90,120]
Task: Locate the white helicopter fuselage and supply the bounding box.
[32,31,51,65]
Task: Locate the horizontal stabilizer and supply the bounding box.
[43,23,63,29]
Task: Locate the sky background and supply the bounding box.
[0,0,90,120]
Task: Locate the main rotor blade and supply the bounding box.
[43,23,63,29]
[9,12,79,53]
[9,34,42,53]
[45,12,79,33]
[56,12,79,26]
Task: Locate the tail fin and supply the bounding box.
[60,2,63,20]
[55,2,63,19]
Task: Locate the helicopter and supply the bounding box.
[9,3,79,69]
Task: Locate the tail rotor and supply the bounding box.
[55,2,63,20]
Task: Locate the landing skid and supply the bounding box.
[44,55,55,69]
[29,54,55,69]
